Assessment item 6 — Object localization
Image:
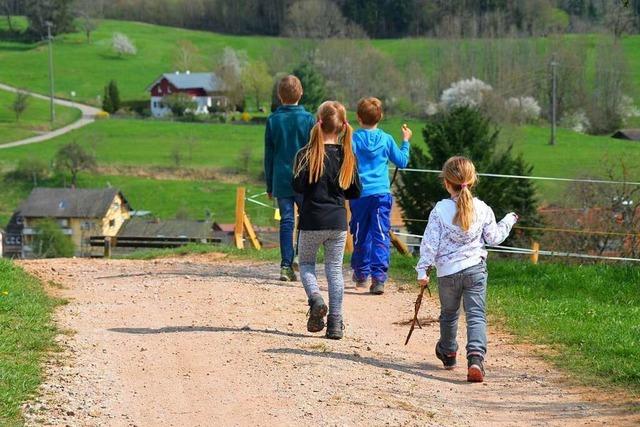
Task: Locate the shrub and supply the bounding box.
[95,111,110,119]
[560,110,590,133]
[163,93,197,117]
[440,78,493,110]
[31,220,75,258]
[112,32,137,56]
[9,158,50,184]
[505,96,541,124]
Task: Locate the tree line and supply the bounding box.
[5,0,639,39]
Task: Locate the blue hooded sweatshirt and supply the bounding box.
[352,128,410,197]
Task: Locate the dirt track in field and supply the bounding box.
[19,255,639,426]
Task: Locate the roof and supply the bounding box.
[19,188,130,219]
[612,129,640,141]
[213,223,235,233]
[147,72,224,92]
[118,218,214,239]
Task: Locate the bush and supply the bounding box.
[9,158,50,184]
[440,78,493,110]
[395,106,542,243]
[505,96,541,124]
[95,111,110,119]
[32,220,75,258]
[112,32,137,56]
[163,93,197,117]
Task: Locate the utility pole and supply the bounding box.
[46,21,56,124]
[549,55,558,146]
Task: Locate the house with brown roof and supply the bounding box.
[18,188,131,258]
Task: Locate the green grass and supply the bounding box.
[0,172,274,228]
[0,88,81,145]
[0,259,59,425]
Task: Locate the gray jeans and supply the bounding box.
[437,262,488,359]
[298,230,347,318]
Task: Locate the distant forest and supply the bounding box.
[81,0,640,38]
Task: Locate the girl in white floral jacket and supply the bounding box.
[416,156,518,383]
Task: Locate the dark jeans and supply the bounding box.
[437,262,488,359]
[277,195,303,268]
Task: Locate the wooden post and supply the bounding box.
[345,201,353,253]
[389,230,410,256]
[243,213,262,250]
[104,236,112,259]
[531,241,540,264]
[234,187,246,249]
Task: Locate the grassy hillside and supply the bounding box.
[0,88,81,145]
[1,18,639,105]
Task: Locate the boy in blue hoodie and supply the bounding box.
[264,75,315,282]
[350,97,412,294]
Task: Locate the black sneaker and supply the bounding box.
[306,294,327,333]
[370,279,385,295]
[326,315,344,340]
[467,355,485,383]
[435,343,457,370]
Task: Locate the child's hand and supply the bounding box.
[402,123,412,141]
[418,277,430,288]
[510,212,519,222]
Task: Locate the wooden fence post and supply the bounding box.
[531,241,540,264]
[104,236,112,259]
[234,187,246,249]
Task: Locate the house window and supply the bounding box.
[59,219,69,227]
[109,219,116,227]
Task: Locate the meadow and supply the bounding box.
[0,260,59,425]
[0,89,81,145]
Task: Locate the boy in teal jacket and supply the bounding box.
[264,75,315,281]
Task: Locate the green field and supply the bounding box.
[0,259,59,425]
[1,18,640,104]
[0,172,273,228]
[0,88,81,145]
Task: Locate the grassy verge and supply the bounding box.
[0,259,60,425]
[126,244,640,395]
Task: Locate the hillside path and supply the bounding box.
[19,255,639,426]
[0,83,101,149]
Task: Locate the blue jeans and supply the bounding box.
[277,195,303,268]
[349,194,392,283]
[437,262,488,360]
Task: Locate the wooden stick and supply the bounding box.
[345,201,354,253]
[234,187,246,249]
[243,213,261,250]
[390,230,410,255]
[531,241,540,264]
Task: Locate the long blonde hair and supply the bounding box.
[442,156,478,231]
[295,101,356,189]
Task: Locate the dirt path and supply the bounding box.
[0,82,101,149]
[20,255,638,426]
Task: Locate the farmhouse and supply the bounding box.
[17,188,132,258]
[147,71,227,117]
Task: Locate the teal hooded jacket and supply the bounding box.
[264,105,315,198]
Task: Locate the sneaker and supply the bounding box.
[352,273,367,289]
[306,294,328,333]
[280,267,297,282]
[467,355,485,383]
[370,279,385,295]
[292,256,300,272]
[325,315,344,340]
[435,343,457,370]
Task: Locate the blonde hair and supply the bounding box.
[442,156,478,231]
[295,101,356,189]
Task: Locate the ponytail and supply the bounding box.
[307,122,326,184]
[338,122,356,189]
[454,185,475,231]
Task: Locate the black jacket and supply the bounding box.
[292,144,362,231]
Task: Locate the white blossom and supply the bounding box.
[618,95,640,119]
[561,110,591,134]
[440,77,493,110]
[112,32,137,56]
[506,96,541,123]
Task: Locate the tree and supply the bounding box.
[395,107,541,242]
[0,0,23,32]
[112,32,137,56]
[283,0,366,39]
[173,40,201,72]
[32,219,75,258]
[78,10,97,43]
[11,90,29,122]
[54,142,97,187]
[216,47,248,109]
[102,84,113,113]
[108,80,120,112]
[293,61,326,111]
[242,61,273,111]
[24,0,75,38]
[163,93,197,117]
[605,2,636,41]
[9,157,49,185]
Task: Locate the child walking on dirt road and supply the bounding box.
[293,101,361,339]
[264,75,315,282]
[415,156,518,382]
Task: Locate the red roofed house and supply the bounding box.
[147,71,228,117]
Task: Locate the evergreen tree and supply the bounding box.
[102,84,113,113]
[293,61,326,111]
[395,107,542,244]
[108,80,121,112]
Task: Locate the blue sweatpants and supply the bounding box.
[349,193,392,284]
